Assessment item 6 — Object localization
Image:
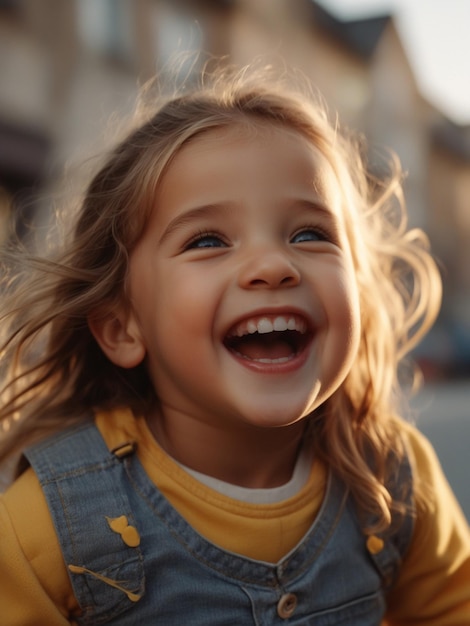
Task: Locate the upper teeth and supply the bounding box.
[231,315,307,337]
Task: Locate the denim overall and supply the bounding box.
[26,421,414,625]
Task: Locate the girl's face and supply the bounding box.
[124,122,361,434]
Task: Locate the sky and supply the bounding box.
[318,0,470,125]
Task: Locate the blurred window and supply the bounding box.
[151,1,204,80]
[77,0,134,63]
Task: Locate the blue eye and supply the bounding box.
[186,233,227,249]
[291,229,326,244]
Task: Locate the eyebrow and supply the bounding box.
[297,198,338,220]
[159,198,338,244]
[159,204,230,245]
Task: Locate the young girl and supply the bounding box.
[0,67,469,625]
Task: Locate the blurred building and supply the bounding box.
[1,0,469,373]
[427,120,470,374]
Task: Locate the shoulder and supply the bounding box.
[399,421,441,479]
[2,467,78,616]
[0,410,138,623]
[399,420,463,517]
[3,468,71,582]
[384,421,470,622]
[398,420,470,534]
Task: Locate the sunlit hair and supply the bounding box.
[0,64,441,528]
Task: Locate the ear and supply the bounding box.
[88,308,146,369]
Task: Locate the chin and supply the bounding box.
[238,406,312,430]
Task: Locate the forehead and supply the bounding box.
[187,120,333,168]
[158,120,342,207]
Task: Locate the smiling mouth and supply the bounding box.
[224,314,311,363]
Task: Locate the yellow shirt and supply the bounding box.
[0,408,469,625]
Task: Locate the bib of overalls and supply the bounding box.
[25,421,414,625]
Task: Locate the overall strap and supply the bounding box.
[364,444,415,590]
[25,421,145,626]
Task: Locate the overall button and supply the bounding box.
[366,534,384,555]
[277,593,297,618]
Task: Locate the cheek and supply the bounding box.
[341,285,361,364]
[153,267,217,338]
[325,265,361,348]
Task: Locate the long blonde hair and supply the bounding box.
[0,66,441,528]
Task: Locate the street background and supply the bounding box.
[414,381,470,521]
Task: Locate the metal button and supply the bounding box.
[277,593,297,618]
[366,534,385,554]
[111,441,137,458]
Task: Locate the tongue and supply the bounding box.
[231,334,294,360]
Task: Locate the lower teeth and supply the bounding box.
[234,352,293,364]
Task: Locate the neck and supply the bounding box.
[146,407,308,489]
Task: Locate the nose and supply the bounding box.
[238,248,301,289]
